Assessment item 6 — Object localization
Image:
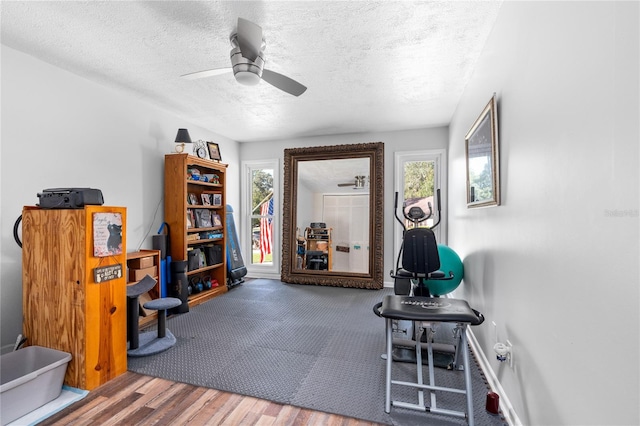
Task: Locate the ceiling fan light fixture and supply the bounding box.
[230,45,264,86]
[234,70,261,86]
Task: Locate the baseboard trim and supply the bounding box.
[466,328,523,426]
[245,272,282,281]
[1,343,16,355]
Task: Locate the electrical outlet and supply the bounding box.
[506,340,513,367]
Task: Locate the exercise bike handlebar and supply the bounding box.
[393,192,405,231]
[394,189,442,230]
[390,269,455,281]
[430,189,442,229]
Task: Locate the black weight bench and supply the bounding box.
[377,295,484,425]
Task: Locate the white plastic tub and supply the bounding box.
[0,346,71,425]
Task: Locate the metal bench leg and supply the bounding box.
[415,322,425,408]
[461,327,474,426]
[425,324,437,410]
[385,317,393,413]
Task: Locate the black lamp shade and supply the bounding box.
[175,128,192,144]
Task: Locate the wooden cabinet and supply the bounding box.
[164,153,228,307]
[22,205,127,390]
[126,249,161,328]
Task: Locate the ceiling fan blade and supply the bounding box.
[337,183,354,187]
[262,69,307,96]
[236,18,263,62]
[180,68,232,80]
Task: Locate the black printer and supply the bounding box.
[37,188,104,209]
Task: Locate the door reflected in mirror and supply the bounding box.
[295,158,370,274]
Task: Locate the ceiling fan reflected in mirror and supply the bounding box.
[338,175,368,189]
[181,18,307,96]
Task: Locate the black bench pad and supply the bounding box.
[379,295,483,325]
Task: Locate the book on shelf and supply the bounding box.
[199,231,223,240]
[186,233,200,241]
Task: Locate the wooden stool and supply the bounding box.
[127,297,182,357]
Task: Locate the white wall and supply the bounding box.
[448,2,639,425]
[239,128,449,282]
[296,178,315,237]
[0,46,241,352]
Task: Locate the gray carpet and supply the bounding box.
[128,279,507,425]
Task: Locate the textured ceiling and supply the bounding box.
[299,157,370,193]
[1,1,503,143]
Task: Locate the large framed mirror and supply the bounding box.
[281,142,384,289]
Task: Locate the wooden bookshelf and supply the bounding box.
[164,153,228,307]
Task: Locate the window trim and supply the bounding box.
[393,149,447,267]
[241,159,280,276]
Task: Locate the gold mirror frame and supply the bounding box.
[466,94,500,208]
[281,142,384,289]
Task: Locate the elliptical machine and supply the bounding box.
[390,189,453,297]
[383,189,465,369]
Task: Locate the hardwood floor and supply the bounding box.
[39,372,384,425]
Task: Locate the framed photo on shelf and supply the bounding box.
[188,193,198,205]
[207,142,222,161]
[211,193,223,207]
[201,193,211,205]
[195,209,213,228]
[212,214,222,227]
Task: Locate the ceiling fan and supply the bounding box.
[181,18,307,97]
[337,176,368,189]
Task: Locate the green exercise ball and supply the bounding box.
[427,245,464,296]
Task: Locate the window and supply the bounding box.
[242,160,279,275]
[393,150,447,263]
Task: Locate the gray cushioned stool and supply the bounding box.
[127,296,182,357]
[126,274,157,352]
